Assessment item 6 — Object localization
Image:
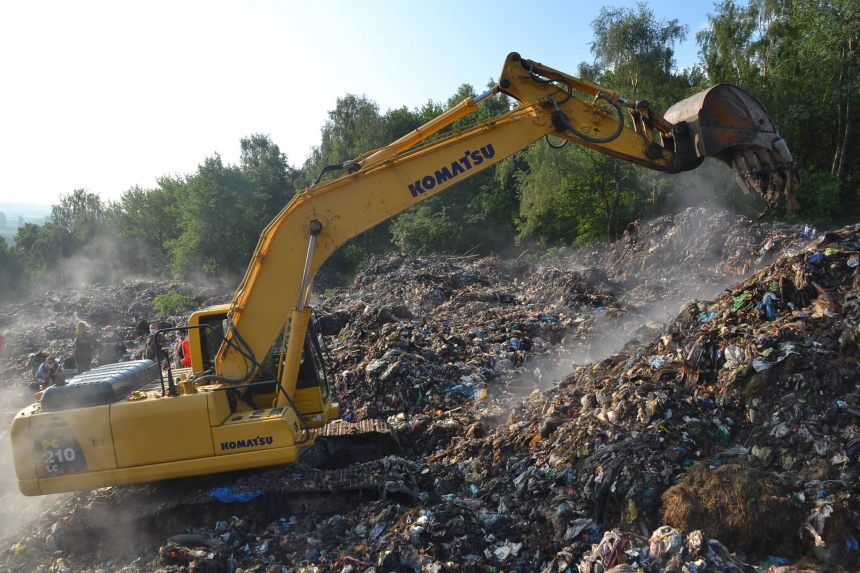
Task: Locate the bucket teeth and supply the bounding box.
[732,149,801,212]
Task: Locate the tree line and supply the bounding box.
[1,0,856,304]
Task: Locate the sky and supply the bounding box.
[0,0,715,207]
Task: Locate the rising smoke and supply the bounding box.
[0,388,71,538]
[661,158,763,218]
[507,169,787,395]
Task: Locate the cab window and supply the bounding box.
[199,313,228,371]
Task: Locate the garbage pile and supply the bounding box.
[425,222,860,571]
[579,208,814,283]
[0,207,857,573]
[0,279,220,361]
[319,207,816,427]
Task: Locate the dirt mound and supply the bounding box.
[662,462,800,554]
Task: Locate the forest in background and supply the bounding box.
[0,0,857,303]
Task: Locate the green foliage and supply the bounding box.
[9,190,107,281]
[322,241,374,285]
[168,155,244,276]
[6,1,858,293]
[157,135,297,279]
[13,223,47,270]
[590,2,689,105]
[152,290,191,317]
[697,0,769,88]
[784,170,857,228]
[308,95,388,181]
[516,128,647,244]
[50,189,106,250]
[517,144,583,244]
[390,203,461,255]
[696,0,859,213]
[110,182,180,275]
[12,221,67,278]
[0,237,28,304]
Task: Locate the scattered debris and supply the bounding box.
[1,207,859,572]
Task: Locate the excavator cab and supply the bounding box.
[255,317,331,417]
[188,306,330,416]
[193,311,228,372]
[289,324,331,423]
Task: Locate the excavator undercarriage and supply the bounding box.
[65,451,414,535]
[23,367,403,537]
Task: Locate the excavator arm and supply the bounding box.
[218,52,800,409]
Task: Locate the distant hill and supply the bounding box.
[0,202,51,218]
[0,202,51,245]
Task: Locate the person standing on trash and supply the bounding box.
[173,330,187,369]
[74,322,96,374]
[144,322,168,368]
[35,355,64,387]
[98,325,126,365]
[178,329,192,368]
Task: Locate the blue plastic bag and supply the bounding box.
[756,293,778,320]
[208,487,264,503]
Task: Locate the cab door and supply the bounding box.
[291,322,330,423]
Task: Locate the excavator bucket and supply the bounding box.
[665,84,800,211]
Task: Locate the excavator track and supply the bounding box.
[302,418,401,468]
[61,421,406,537]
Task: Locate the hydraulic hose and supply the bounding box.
[545,135,568,149]
[521,59,624,145]
[313,164,345,185]
[524,61,574,104]
[193,319,313,441]
[313,159,361,185]
[549,94,625,144]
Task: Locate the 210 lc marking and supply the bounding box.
[37,436,86,475]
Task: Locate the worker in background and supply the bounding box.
[98,325,126,365]
[179,329,191,368]
[74,322,96,374]
[173,330,186,369]
[35,355,64,387]
[624,220,639,237]
[144,322,168,368]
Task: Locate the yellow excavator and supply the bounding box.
[12,53,799,497]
